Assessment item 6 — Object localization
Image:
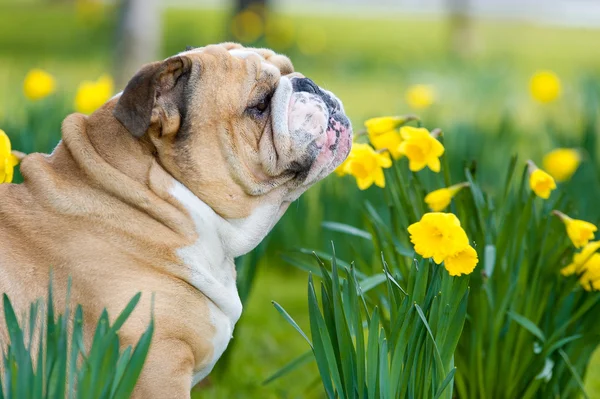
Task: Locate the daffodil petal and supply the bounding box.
[373,168,385,188]
[0,130,11,158]
[428,157,441,173]
[357,175,374,190]
[409,159,427,172]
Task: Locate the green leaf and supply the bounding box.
[414,303,446,379]
[558,349,589,399]
[434,367,456,399]
[272,301,313,349]
[263,350,314,385]
[366,309,380,399]
[307,275,338,398]
[545,334,583,356]
[508,311,546,342]
[359,274,387,293]
[112,311,154,399]
[322,221,372,240]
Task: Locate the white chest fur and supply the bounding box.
[169,181,282,385]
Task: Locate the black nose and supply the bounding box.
[293,78,320,95]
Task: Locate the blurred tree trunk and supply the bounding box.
[447,0,475,59]
[114,0,162,88]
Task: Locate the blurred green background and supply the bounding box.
[1,0,600,397]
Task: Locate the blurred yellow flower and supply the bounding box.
[231,10,263,43]
[408,212,469,264]
[527,161,556,199]
[444,245,479,276]
[405,84,436,110]
[553,210,597,248]
[425,182,469,212]
[74,75,114,115]
[529,70,561,103]
[76,0,104,23]
[23,69,56,101]
[542,148,581,183]
[341,143,392,190]
[265,17,295,50]
[0,129,20,184]
[398,126,445,172]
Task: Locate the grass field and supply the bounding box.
[1,3,600,397]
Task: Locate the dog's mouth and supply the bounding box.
[266,76,352,187]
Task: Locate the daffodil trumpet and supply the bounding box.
[552,210,598,248]
[424,182,470,212]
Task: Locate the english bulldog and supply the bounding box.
[0,43,351,397]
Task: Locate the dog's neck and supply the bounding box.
[52,105,286,324]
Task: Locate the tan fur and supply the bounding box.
[0,43,299,397]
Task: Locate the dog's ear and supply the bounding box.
[113,56,192,138]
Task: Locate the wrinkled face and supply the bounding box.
[113,43,352,220]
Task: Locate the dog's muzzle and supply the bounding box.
[288,77,352,183]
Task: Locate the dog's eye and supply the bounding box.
[255,99,269,112]
[249,94,271,116]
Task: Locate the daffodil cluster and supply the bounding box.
[408,212,478,276]
[338,117,447,190]
[365,116,445,170]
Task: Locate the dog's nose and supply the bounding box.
[293,78,320,95]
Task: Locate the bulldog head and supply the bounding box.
[112,43,351,253]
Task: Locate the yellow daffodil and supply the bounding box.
[364,116,408,136]
[553,210,597,248]
[23,69,56,101]
[369,131,403,159]
[527,161,556,199]
[405,84,436,110]
[341,143,392,190]
[74,75,114,115]
[561,241,600,291]
[424,182,469,212]
[0,129,20,184]
[542,148,581,183]
[408,212,469,264]
[580,260,600,291]
[529,70,561,103]
[365,116,415,160]
[561,241,600,276]
[398,126,444,172]
[335,156,351,177]
[444,244,479,276]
